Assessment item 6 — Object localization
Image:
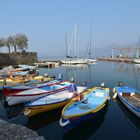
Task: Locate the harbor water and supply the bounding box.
[0,61,140,140]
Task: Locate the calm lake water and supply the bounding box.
[0,61,140,140]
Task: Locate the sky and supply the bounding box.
[0,0,140,59]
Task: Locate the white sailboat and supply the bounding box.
[87,24,97,64]
[133,58,140,63]
[61,24,96,64]
[133,37,140,64]
[61,58,89,64]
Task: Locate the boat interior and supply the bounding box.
[121,92,140,108]
[64,89,108,116]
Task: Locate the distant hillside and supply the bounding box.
[38,42,139,59]
[94,42,138,57]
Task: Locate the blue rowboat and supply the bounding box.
[113,82,140,118]
[59,86,110,132]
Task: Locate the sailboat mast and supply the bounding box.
[75,24,77,58]
[138,36,140,58]
[65,33,67,57]
[89,24,92,59]
[136,36,140,58]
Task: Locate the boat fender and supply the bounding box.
[112,88,116,94]
[112,88,117,99]
[24,109,31,116]
[59,118,70,127]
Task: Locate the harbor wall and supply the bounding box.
[97,57,133,63]
[0,52,38,66]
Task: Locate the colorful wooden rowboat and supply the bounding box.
[59,86,110,132]
[0,65,29,74]
[3,80,71,106]
[0,77,30,84]
[32,75,54,82]
[113,83,140,118]
[24,86,87,117]
[1,80,60,95]
[0,74,54,85]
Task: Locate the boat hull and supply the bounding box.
[60,102,106,133]
[2,80,60,95]
[24,86,87,117]
[61,58,89,64]
[61,58,97,64]
[113,86,140,118]
[5,87,68,106]
[5,93,47,106]
[3,80,70,106]
[133,58,140,64]
[24,99,71,117]
[118,94,140,118]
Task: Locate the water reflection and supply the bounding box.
[25,108,63,140]
[132,64,140,90]
[0,93,24,120]
[26,108,62,130]
[111,62,140,90]
[63,104,108,140]
[0,62,140,140]
[4,104,24,119]
[63,64,93,88]
[114,98,140,134]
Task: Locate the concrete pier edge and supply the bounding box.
[0,119,45,140]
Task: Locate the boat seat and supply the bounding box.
[124,96,140,107]
[94,91,105,97]
[79,105,91,110]
[120,92,135,97]
[87,96,105,105]
[133,93,140,100]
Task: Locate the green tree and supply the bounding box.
[8,35,17,52]
[16,34,28,51]
[0,37,5,53]
[5,37,12,53]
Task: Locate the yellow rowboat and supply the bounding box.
[0,75,55,85]
[31,75,55,82]
[0,77,30,84]
[24,86,87,117]
[59,86,110,132]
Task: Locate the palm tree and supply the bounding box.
[16,34,28,52]
[0,37,5,53]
